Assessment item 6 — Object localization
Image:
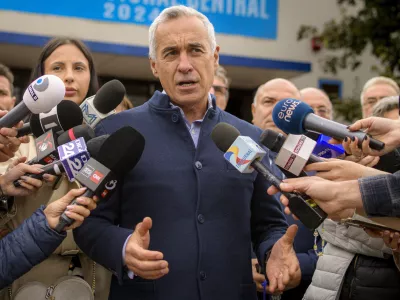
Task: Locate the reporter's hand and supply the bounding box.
[0,110,29,162]
[124,217,169,280]
[251,258,266,292]
[267,177,359,221]
[364,229,400,253]
[348,117,400,156]
[0,159,44,197]
[44,187,98,231]
[305,159,388,182]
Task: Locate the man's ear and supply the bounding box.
[213,45,220,70]
[251,103,256,124]
[149,58,159,78]
[11,96,16,107]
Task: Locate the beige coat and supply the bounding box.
[0,137,111,300]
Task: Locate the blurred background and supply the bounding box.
[0,0,398,123]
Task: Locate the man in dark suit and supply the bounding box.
[74,5,300,300]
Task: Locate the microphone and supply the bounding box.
[272,98,385,151]
[0,75,65,128]
[260,129,324,164]
[211,123,327,231]
[13,134,104,187]
[27,124,95,166]
[313,134,345,159]
[34,130,59,165]
[17,100,83,138]
[16,122,31,137]
[57,124,96,145]
[54,126,145,232]
[80,79,125,128]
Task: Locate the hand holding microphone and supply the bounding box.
[0,157,44,197]
[272,99,385,151]
[43,187,98,231]
[345,117,400,156]
[267,176,361,221]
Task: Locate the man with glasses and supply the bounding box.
[209,65,230,110]
[361,77,399,118]
[300,87,333,120]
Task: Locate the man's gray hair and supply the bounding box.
[372,95,399,118]
[360,76,400,105]
[148,5,217,60]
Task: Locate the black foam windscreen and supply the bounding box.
[29,114,43,137]
[29,100,83,138]
[93,80,126,114]
[57,124,95,145]
[86,135,109,159]
[259,129,285,153]
[211,123,240,152]
[96,126,145,176]
[56,100,84,131]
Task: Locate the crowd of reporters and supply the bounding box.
[0,4,399,300]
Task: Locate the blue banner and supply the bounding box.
[0,0,278,39]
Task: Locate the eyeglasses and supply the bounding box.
[313,107,331,117]
[212,85,229,96]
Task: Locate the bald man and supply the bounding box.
[252,78,301,134]
[300,88,333,120]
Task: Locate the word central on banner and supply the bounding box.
[0,0,278,39]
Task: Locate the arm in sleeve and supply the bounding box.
[251,153,288,271]
[296,245,319,282]
[73,122,133,284]
[358,171,400,217]
[0,206,66,289]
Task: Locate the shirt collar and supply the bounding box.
[163,90,213,122]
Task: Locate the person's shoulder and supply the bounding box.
[95,102,150,135]
[219,110,262,139]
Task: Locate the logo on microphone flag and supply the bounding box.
[224,146,251,166]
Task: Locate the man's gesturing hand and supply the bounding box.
[266,225,301,294]
[125,217,169,280]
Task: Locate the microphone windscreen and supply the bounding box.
[57,124,95,145]
[211,123,240,152]
[93,80,126,114]
[86,135,109,159]
[96,126,145,176]
[259,129,285,153]
[272,99,314,135]
[56,100,84,131]
[29,114,43,137]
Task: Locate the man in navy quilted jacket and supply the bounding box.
[74,5,301,300]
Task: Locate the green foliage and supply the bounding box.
[298,0,400,79]
[332,99,362,123]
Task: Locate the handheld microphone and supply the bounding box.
[13,134,105,187]
[34,130,59,165]
[211,123,327,231]
[272,98,385,151]
[260,129,324,165]
[26,124,95,166]
[54,126,145,232]
[0,75,65,128]
[313,134,345,159]
[80,79,125,128]
[17,100,83,138]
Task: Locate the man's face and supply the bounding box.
[301,90,332,120]
[0,76,15,111]
[150,16,219,107]
[252,81,300,134]
[210,76,228,110]
[362,84,398,118]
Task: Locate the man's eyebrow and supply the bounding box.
[188,42,204,48]
[161,46,177,55]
